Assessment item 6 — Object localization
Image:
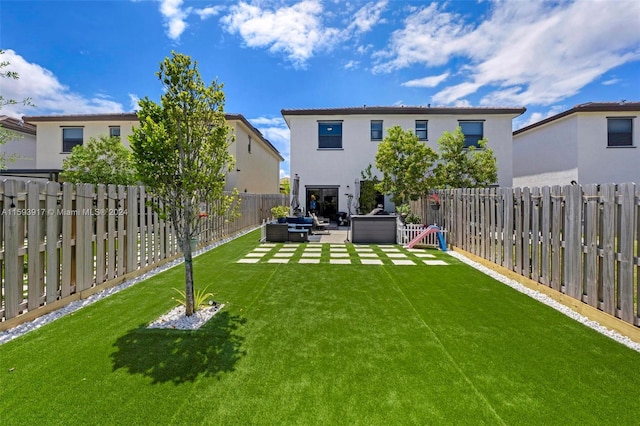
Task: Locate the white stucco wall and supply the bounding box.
[31,119,137,169]
[288,112,517,215]
[513,115,579,188]
[576,112,639,185]
[2,130,37,169]
[513,111,639,187]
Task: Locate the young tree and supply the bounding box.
[129,52,238,316]
[0,49,33,170]
[60,135,137,185]
[374,125,437,205]
[432,127,497,188]
[358,164,380,213]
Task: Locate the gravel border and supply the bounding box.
[147,303,225,330]
[0,227,258,345]
[447,250,640,353]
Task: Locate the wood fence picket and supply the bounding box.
[0,179,286,328]
[412,182,640,328]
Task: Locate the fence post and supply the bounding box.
[3,179,23,319]
[45,181,60,302]
[563,184,582,299]
[583,184,599,307]
[618,182,635,322]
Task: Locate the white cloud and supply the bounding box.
[158,0,222,39]
[344,60,359,70]
[159,0,190,40]
[129,93,141,111]
[221,0,343,68]
[249,116,290,174]
[372,3,471,72]
[0,50,125,118]
[514,105,566,130]
[375,0,640,106]
[195,6,223,20]
[348,0,387,34]
[402,72,449,88]
[602,78,621,86]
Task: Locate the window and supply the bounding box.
[109,126,121,139]
[607,118,633,147]
[415,120,428,140]
[62,127,83,152]
[371,120,383,141]
[248,136,252,153]
[318,122,342,149]
[459,121,484,148]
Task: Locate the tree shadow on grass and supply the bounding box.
[110,311,246,385]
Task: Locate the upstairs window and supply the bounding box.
[459,121,484,148]
[62,127,83,152]
[607,118,633,147]
[109,126,121,139]
[415,120,428,140]
[318,122,342,149]
[248,136,252,153]
[371,120,383,141]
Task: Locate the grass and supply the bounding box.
[2,230,640,425]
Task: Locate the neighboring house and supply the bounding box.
[225,114,284,194]
[20,113,283,193]
[513,102,640,187]
[282,106,525,220]
[0,115,40,178]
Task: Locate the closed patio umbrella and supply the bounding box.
[291,173,300,213]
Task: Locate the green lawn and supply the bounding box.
[2,230,640,425]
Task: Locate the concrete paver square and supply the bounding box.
[424,260,448,265]
[392,259,416,265]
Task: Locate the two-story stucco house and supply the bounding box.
[513,102,639,187]
[21,113,283,194]
[283,106,525,220]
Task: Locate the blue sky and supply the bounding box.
[2,0,639,178]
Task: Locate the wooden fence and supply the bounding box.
[412,183,640,327]
[0,179,286,328]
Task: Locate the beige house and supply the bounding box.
[21,113,283,193]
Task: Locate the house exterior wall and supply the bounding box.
[24,113,283,193]
[30,118,137,170]
[576,112,640,185]
[513,116,579,187]
[2,130,37,169]
[513,105,640,187]
[226,120,281,194]
[286,109,521,216]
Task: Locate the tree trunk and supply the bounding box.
[183,197,195,316]
[184,246,195,316]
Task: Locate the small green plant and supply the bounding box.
[395,204,411,215]
[405,213,422,224]
[271,205,289,219]
[173,286,214,311]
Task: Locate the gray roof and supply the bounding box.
[281,105,526,116]
[0,115,37,135]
